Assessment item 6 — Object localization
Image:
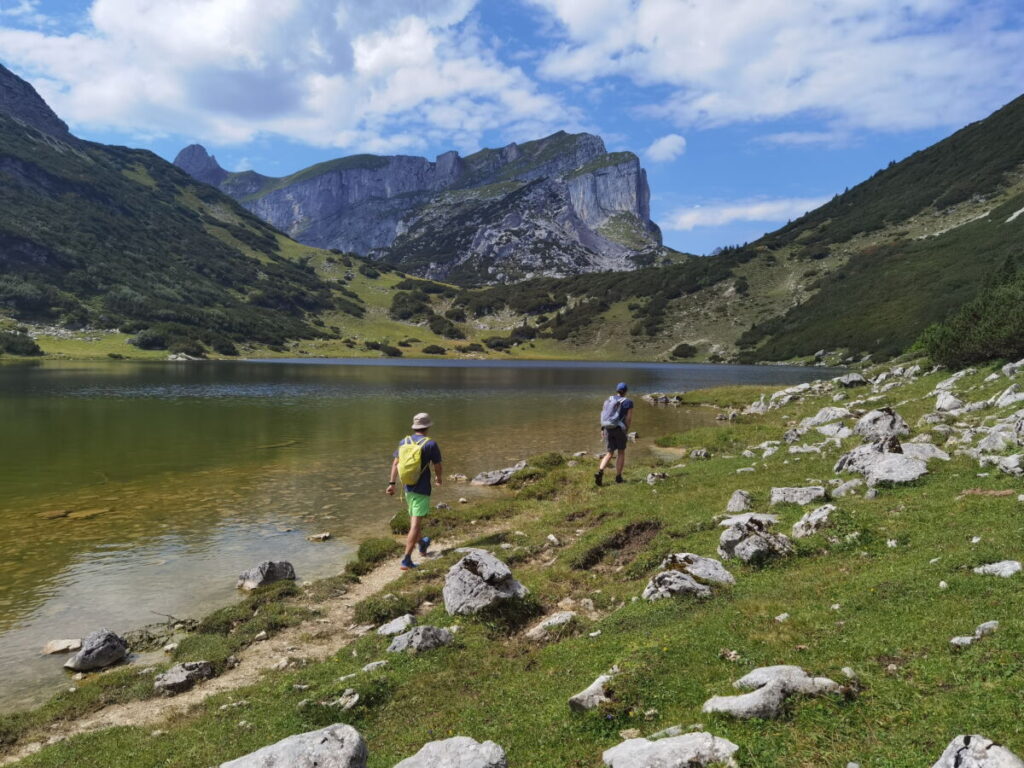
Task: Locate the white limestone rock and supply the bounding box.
[603,733,740,768]
[568,666,619,711]
[853,408,909,441]
[642,570,711,601]
[770,486,827,506]
[725,489,753,513]
[219,724,367,768]
[524,611,576,641]
[792,504,837,538]
[442,549,528,615]
[973,561,1022,578]
[377,614,415,637]
[930,734,1024,768]
[660,552,736,585]
[393,737,507,768]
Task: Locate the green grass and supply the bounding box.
[10,364,1024,766]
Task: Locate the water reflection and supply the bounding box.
[0,358,833,710]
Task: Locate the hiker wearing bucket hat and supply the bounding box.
[387,412,443,569]
[595,382,633,486]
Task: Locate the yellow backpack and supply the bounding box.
[397,435,429,486]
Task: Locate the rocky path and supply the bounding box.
[2,532,482,765]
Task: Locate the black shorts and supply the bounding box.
[603,426,627,453]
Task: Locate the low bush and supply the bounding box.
[422,344,446,354]
[0,331,42,356]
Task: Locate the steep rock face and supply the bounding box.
[175,131,662,283]
[0,64,73,142]
[173,144,228,187]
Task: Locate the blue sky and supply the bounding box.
[2,0,1023,254]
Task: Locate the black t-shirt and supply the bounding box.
[394,437,442,495]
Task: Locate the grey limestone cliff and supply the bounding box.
[0,63,73,142]
[174,131,662,283]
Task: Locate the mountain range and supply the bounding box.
[174,132,666,284]
[1,59,1022,364]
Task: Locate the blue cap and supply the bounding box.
[616,382,628,392]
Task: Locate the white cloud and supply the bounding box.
[757,131,850,148]
[664,197,830,231]
[645,133,686,162]
[529,0,1024,133]
[0,0,577,152]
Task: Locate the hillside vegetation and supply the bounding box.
[6,362,1024,766]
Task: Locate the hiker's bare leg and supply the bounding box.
[615,449,626,476]
[599,451,613,471]
[405,515,422,557]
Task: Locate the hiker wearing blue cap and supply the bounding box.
[595,382,634,486]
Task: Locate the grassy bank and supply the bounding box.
[6,363,1024,766]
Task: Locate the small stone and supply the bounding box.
[42,639,81,655]
[458,497,468,504]
[547,534,561,546]
[939,581,948,589]
[362,660,388,673]
[619,728,642,740]
[886,539,898,548]
[971,536,982,544]
[589,630,602,638]
[569,666,619,711]
[831,603,841,611]
[162,642,178,653]
[254,630,268,641]
[307,532,331,542]
[775,613,790,623]
[377,614,415,637]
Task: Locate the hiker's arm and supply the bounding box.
[386,457,399,495]
[624,408,633,430]
[433,462,443,486]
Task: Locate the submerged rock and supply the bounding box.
[470,461,527,486]
[219,723,367,768]
[63,629,128,672]
[236,561,296,591]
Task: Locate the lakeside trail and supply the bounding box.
[7,363,1024,766]
[0,528,501,766]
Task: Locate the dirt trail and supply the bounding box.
[3,533,486,765]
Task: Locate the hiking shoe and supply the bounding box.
[594,471,603,487]
[615,475,624,484]
[400,556,417,570]
[418,536,431,556]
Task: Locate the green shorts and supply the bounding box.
[405,491,431,517]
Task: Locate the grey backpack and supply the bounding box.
[600,395,626,429]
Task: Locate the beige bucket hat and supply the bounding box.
[411,412,433,430]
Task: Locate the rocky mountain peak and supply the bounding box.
[0,63,72,141]
[173,144,228,186]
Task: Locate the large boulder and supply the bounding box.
[660,552,735,585]
[63,628,128,671]
[470,461,526,486]
[236,561,296,591]
[154,661,214,695]
[931,734,1024,768]
[792,504,836,538]
[220,724,367,768]
[603,733,740,768]
[718,519,793,565]
[387,626,454,654]
[393,737,507,768]
[769,486,827,506]
[853,407,909,441]
[863,454,928,486]
[442,549,528,615]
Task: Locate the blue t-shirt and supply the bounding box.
[394,436,442,495]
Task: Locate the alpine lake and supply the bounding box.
[0,357,834,710]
